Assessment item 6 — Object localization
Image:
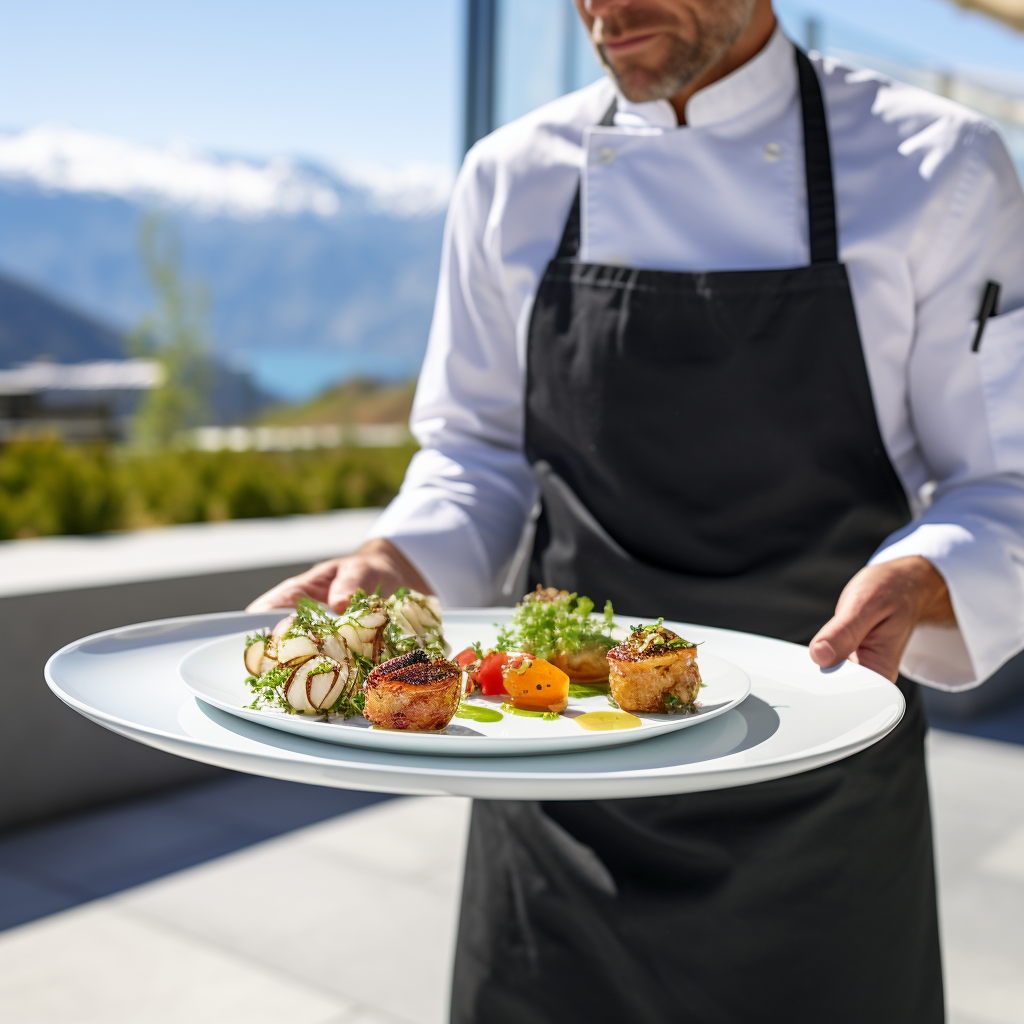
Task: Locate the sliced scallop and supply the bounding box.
[277,635,319,664]
[244,639,267,677]
[282,657,316,711]
[321,633,349,664]
[306,658,346,710]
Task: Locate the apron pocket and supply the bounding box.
[976,303,1024,474]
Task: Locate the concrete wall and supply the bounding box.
[1,561,312,831]
[0,509,379,832]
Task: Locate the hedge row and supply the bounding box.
[0,438,416,540]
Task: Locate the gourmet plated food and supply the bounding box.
[242,588,450,725]
[504,586,619,684]
[241,587,704,735]
[364,649,463,730]
[455,587,620,710]
[502,653,571,714]
[607,622,702,713]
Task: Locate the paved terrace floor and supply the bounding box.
[0,727,1022,1024]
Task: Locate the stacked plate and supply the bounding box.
[45,609,904,800]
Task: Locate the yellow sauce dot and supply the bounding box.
[574,711,642,731]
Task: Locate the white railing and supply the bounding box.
[188,423,413,451]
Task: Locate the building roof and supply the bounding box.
[0,359,163,396]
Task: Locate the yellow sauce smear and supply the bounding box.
[574,711,642,731]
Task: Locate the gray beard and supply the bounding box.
[597,1,755,104]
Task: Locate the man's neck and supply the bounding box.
[670,3,777,124]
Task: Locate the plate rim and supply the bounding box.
[44,609,905,784]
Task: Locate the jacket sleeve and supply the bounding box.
[872,122,1024,689]
[368,143,537,606]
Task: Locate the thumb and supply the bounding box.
[810,603,878,669]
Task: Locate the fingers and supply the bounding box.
[810,564,922,681]
[810,572,883,666]
[246,560,339,613]
[272,613,296,637]
[844,632,903,681]
[810,608,871,669]
[811,608,905,682]
[808,635,840,668]
[247,542,434,617]
[325,559,396,612]
[246,580,311,613]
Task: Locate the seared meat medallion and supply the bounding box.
[363,650,462,731]
[607,623,701,714]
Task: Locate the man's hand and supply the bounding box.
[246,538,432,614]
[809,556,955,682]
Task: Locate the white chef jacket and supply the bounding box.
[371,27,1024,691]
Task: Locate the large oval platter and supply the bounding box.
[178,610,750,756]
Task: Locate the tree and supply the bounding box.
[129,215,214,448]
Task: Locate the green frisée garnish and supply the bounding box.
[287,597,340,640]
[244,664,298,712]
[495,588,617,660]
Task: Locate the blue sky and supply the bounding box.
[0,0,462,169]
[1,0,1023,172]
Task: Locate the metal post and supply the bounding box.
[562,0,579,97]
[464,0,497,154]
[804,16,821,54]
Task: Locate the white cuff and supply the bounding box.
[870,521,1024,690]
[368,494,495,607]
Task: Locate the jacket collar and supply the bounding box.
[613,26,797,130]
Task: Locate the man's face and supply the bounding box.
[575,0,757,103]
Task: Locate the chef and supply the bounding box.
[251,0,1024,1020]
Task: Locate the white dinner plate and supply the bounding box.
[178,613,751,756]
[44,609,905,800]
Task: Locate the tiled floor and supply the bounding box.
[0,775,391,932]
[0,796,470,1024]
[1,729,1023,1023]
[929,731,1024,1024]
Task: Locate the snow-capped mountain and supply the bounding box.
[0,126,453,396]
[0,125,452,219]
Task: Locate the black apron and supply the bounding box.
[451,49,943,1024]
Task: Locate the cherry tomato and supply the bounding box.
[454,647,477,668]
[475,651,509,695]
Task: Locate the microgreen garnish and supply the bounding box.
[495,587,617,659]
[628,619,696,652]
[244,663,295,710]
[287,597,341,641]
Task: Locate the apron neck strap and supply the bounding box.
[554,47,839,265]
[794,47,838,264]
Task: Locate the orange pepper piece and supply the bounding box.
[503,654,569,714]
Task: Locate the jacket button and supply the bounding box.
[764,142,781,162]
[597,146,617,165]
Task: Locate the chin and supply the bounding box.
[614,72,672,105]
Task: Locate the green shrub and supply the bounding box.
[0,438,416,539]
[0,438,124,539]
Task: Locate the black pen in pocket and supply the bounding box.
[971,280,1001,352]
